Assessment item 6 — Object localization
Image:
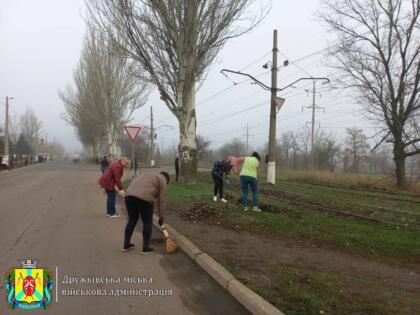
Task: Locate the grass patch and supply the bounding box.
[168,181,420,261]
[278,169,420,194]
[238,263,405,315]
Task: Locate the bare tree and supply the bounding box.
[320,0,420,188]
[315,131,341,172]
[298,127,312,169]
[218,138,247,158]
[19,109,42,153]
[196,135,211,161]
[277,132,293,169]
[345,127,370,173]
[60,26,150,158]
[86,0,268,183]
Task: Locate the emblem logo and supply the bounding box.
[4,259,53,310]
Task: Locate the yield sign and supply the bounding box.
[274,96,286,112]
[124,125,142,141]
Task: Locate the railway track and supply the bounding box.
[198,174,419,228]
[276,178,420,204]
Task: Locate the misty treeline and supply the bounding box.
[118,134,210,167]
[191,127,420,179]
[320,0,420,189]
[59,25,150,160]
[0,109,64,159]
[85,0,268,183]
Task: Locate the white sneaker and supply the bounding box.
[109,213,120,218]
[252,207,262,213]
[244,207,248,212]
[221,198,228,203]
[213,196,217,202]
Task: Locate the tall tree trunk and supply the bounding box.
[178,82,197,184]
[393,137,406,189]
[106,126,117,158]
[92,141,97,162]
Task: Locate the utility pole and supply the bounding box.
[267,29,278,185]
[311,81,316,156]
[150,106,155,167]
[4,97,10,158]
[35,123,38,158]
[45,133,48,161]
[4,96,13,167]
[302,79,329,167]
[246,123,249,154]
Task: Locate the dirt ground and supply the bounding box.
[165,200,420,315]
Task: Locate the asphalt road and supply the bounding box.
[0,161,249,315]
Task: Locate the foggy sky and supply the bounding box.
[0,0,374,154]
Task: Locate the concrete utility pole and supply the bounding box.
[46,133,49,161]
[311,81,316,155]
[150,106,155,167]
[246,123,249,154]
[267,30,278,185]
[4,97,13,162]
[35,123,39,157]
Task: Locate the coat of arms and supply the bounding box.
[4,259,53,310]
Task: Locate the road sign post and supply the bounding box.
[123,125,142,178]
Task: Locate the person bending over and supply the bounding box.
[99,157,130,218]
[233,152,262,212]
[211,158,232,203]
[122,171,170,254]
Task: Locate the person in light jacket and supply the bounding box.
[122,172,170,254]
[232,152,262,212]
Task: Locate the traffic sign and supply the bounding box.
[124,125,142,142]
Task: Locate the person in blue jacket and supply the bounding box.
[211,158,232,203]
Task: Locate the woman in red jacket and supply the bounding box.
[99,157,131,218]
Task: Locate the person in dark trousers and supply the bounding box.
[211,158,232,203]
[100,156,110,174]
[175,156,180,182]
[133,157,138,174]
[122,171,170,254]
[98,157,131,218]
[234,152,261,212]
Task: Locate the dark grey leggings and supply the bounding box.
[124,196,154,249]
[212,172,224,198]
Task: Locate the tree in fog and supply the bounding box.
[298,127,312,169]
[118,135,149,163]
[218,138,247,159]
[196,135,211,161]
[277,132,293,169]
[48,143,66,159]
[345,128,370,173]
[19,109,42,152]
[60,26,150,157]
[320,0,420,188]
[87,0,268,183]
[15,135,32,155]
[313,130,341,172]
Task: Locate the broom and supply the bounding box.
[160,224,177,254]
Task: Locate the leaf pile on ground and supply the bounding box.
[180,202,222,221]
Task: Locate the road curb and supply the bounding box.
[152,215,285,315]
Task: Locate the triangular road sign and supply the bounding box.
[274,96,286,112]
[124,125,142,141]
